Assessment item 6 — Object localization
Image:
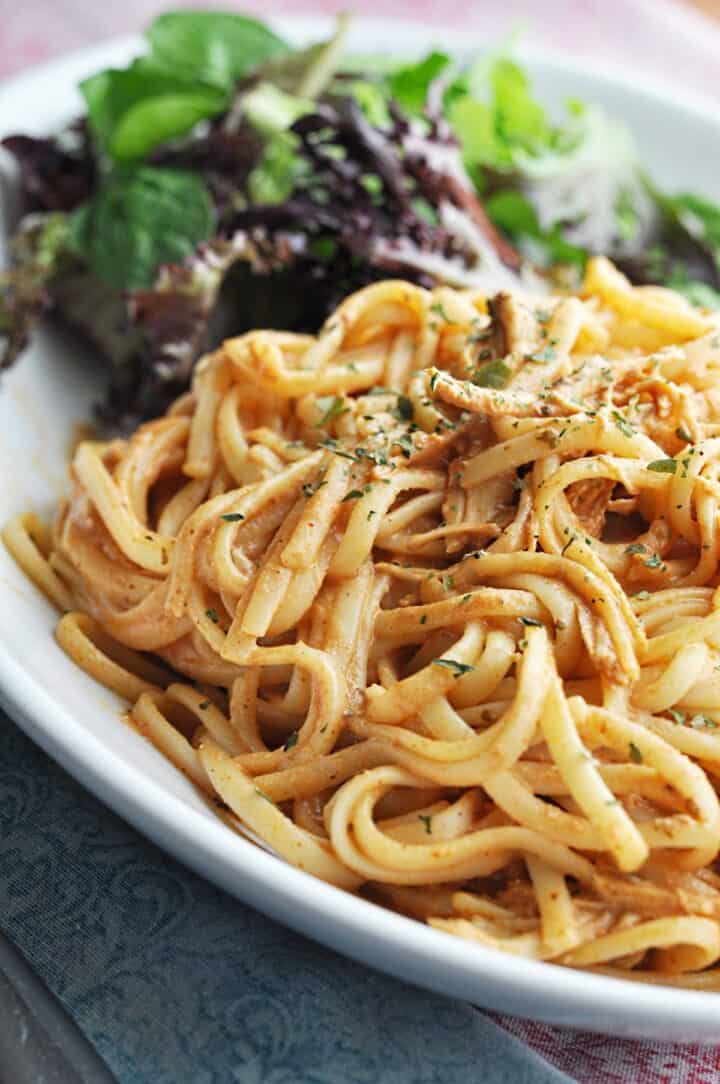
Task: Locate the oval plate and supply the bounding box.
[2,16,720,1043]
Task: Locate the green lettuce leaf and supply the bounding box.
[485,188,586,266]
[388,51,450,114]
[667,265,720,310]
[665,194,720,265]
[446,57,554,172]
[81,12,290,162]
[146,11,290,88]
[240,81,314,135]
[66,167,215,289]
[81,60,228,161]
[248,135,307,204]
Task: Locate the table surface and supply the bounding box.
[2,2,720,1083]
[1,0,720,99]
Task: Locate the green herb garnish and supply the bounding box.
[647,458,677,474]
[611,410,635,438]
[394,394,414,422]
[393,433,414,458]
[689,714,718,730]
[527,346,556,364]
[430,300,453,323]
[473,359,510,389]
[302,480,327,497]
[433,658,475,677]
[561,534,577,556]
[315,395,349,427]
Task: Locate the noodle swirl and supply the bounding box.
[7,258,720,985]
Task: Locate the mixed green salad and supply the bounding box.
[2,10,719,426]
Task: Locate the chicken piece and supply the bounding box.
[566,477,616,538]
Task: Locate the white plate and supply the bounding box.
[2,16,720,1044]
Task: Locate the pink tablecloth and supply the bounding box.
[3,1,720,1081]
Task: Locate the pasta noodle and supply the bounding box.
[9,256,720,985]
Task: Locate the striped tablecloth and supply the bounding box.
[2,1,720,1081]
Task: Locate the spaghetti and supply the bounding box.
[8,255,720,984]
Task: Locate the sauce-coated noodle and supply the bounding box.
[7,258,720,985]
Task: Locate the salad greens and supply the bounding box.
[81,12,289,161]
[388,51,450,115]
[145,11,290,86]
[448,57,557,170]
[66,167,215,290]
[2,9,720,427]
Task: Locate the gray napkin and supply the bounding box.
[0,709,573,1084]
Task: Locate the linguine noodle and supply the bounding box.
[9,255,720,984]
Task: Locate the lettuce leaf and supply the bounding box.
[81,61,228,161]
[66,167,215,289]
[485,188,585,266]
[388,51,450,114]
[146,11,290,88]
[447,58,556,172]
[81,12,290,162]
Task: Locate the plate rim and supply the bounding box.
[1,15,720,131]
[2,17,720,1039]
[5,628,720,1036]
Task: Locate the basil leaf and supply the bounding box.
[112,88,228,161]
[81,60,227,161]
[81,13,290,161]
[388,51,450,115]
[67,167,215,290]
[146,12,290,89]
